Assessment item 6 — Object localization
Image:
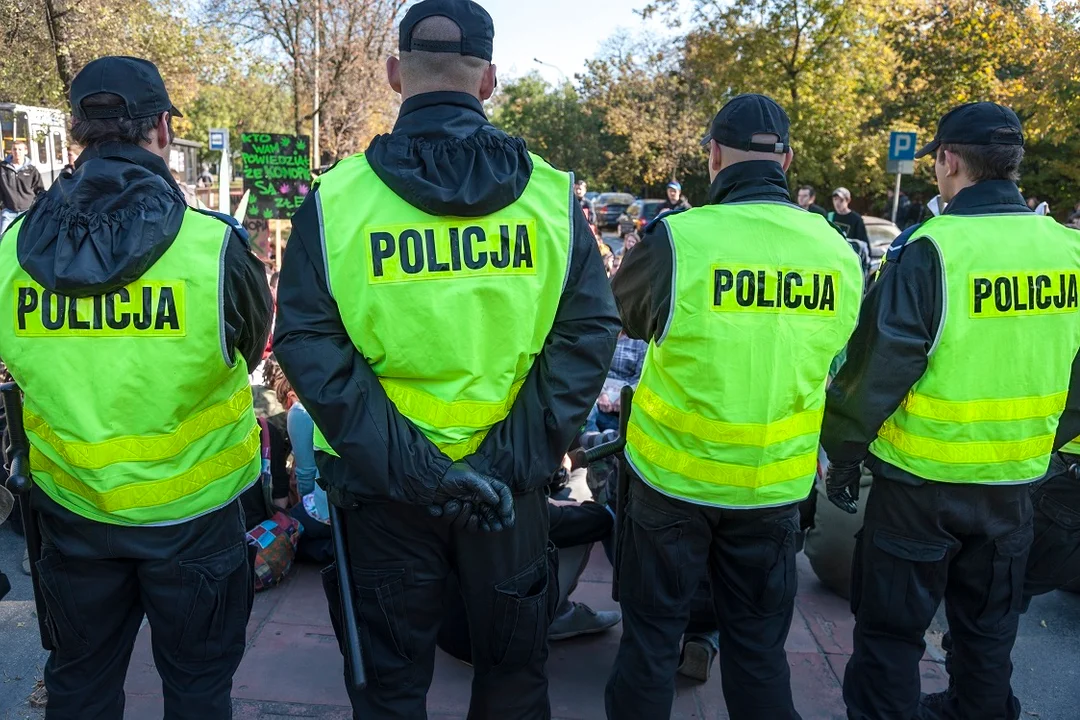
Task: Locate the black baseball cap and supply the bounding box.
[914,102,1024,159]
[399,0,494,62]
[700,94,790,154]
[70,56,182,121]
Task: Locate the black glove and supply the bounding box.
[825,461,863,515]
[427,461,515,532]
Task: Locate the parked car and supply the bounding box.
[617,199,666,237]
[593,193,636,230]
[863,216,902,274]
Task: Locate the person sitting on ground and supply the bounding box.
[584,331,647,434]
[278,371,333,563]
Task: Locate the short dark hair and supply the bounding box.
[574,178,587,186]
[70,92,173,147]
[798,185,815,197]
[939,143,1023,183]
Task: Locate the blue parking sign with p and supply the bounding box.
[889,132,917,161]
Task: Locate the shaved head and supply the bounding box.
[391,16,495,99]
[710,133,794,180]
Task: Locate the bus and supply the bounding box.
[1,103,69,189]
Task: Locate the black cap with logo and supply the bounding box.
[70,56,182,121]
[700,94,790,154]
[399,0,495,62]
[914,102,1024,159]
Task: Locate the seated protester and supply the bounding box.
[585,331,647,433]
[437,497,620,662]
[287,398,333,563]
[241,360,292,528]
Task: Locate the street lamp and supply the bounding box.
[533,57,568,83]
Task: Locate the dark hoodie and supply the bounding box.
[273,91,620,504]
[14,141,272,367]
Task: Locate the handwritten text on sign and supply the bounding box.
[240,133,311,220]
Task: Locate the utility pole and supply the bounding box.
[313,0,321,172]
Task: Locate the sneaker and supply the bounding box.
[677,632,719,683]
[21,548,30,575]
[548,602,621,641]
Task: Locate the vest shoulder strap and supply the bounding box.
[190,207,249,247]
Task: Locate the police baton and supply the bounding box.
[1,382,53,650]
[329,501,367,690]
[567,385,633,603]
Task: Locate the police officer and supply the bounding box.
[605,94,863,720]
[272,1,619,717]
[821,102,1080,720]
[0,57,272,719]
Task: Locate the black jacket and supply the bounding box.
[613,160,832,341]
[821,180,1080,484]
[13,142,272,369]
[0,159,44,214]
[657,196,692,214]
[273,91,620,505]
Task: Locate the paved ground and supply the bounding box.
[2,522,1078,719]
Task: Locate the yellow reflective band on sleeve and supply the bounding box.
[635,386,823,448]
[627,424,817,489]
[29,423,260,515]
[900,390,1068,423]
[380,377,525,431]
[24,387,255,471]
[877,419,1054,465]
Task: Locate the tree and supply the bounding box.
[491,73,607,181]
[216,0,406,164]
[580,34,706,191]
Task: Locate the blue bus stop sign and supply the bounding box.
[209,129,227,152]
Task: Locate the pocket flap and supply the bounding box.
[627,497,689,533]
[873,529,948,563]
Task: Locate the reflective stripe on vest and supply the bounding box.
[625,202,862,509]
[0,210,261,525]
[311,153,571,461]
[870,213,1080,483]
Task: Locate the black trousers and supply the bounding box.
[1022,452,1080,600]
[32,490,254,720]
[844,475,1032,720]
[605,477,802,720]
[935,453,1080,716]
[323,488,555,720]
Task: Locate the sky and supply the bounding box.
[477,0,689,85]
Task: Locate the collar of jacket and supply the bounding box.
[75,142,184,196]
[943,179,1031,216]
[707,160,794,206]
[394,92,489,140]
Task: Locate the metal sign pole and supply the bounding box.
[891,172,903,224]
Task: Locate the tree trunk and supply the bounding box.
[292,58,302,138]
[42,0,78,97]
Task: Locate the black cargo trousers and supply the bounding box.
[844,475,1033,720]
[31,489,254,720]
[605,477,803,720]
[323,487,556,719]
[934,452,1080,714]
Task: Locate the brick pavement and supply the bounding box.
[122,549,948,719]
